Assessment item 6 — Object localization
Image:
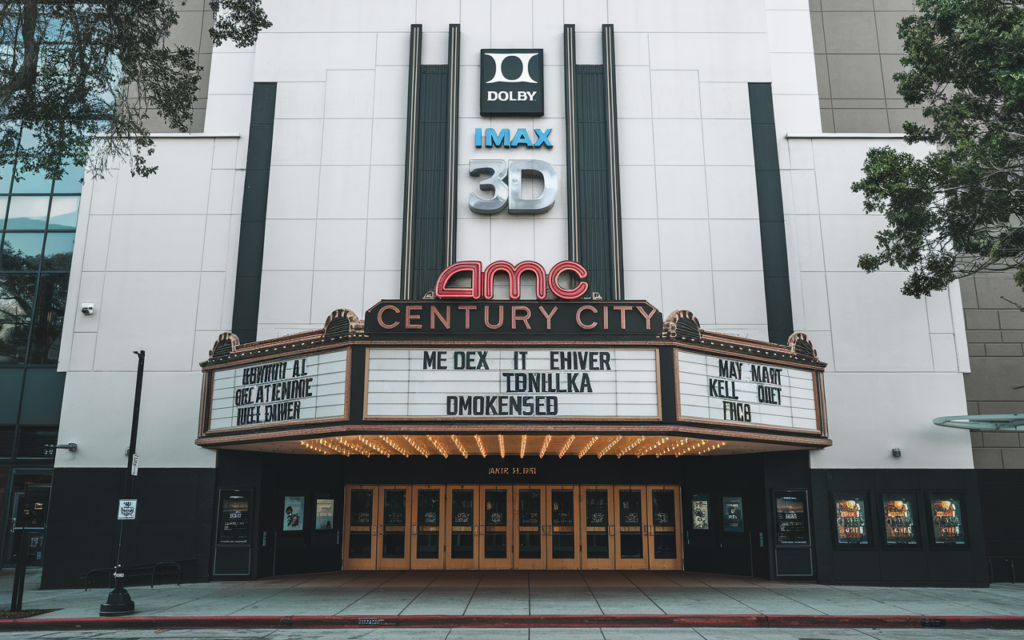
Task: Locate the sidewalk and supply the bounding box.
[2,569,1022,621]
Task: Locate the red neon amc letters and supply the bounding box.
[434,260,589,300]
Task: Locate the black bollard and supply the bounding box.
[10,530,30,612]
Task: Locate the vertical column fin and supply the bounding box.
[563,25,580,264]
[444,24,461,266]
[602,24,625,300]
[400,24,424,299]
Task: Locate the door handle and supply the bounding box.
[609,525,615,537]
[411,525,418,535]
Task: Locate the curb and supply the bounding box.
[1,615,1023,630]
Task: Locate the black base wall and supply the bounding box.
[978,469,1024,582]
[811,469,989,587]
[42,467,215,590]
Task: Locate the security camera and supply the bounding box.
[81,303,95,315]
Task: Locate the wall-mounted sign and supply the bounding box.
[316,498,335,530]
[773,490,810,546]
[691,493,710,530]
[468,159,558,214]
[928,492,966,546]
[209,351,348,430]
[117,499,137,520]
[881,492,919,546]
[365,300,661,337]
[475,128,552,148]
[677,351,817,430]
[365,347,659,419]
[723,496,744,533]
[436,260,588,300]
[480,49,544,116]
[283,495,305,530]
[217,489,252,544]
[833,492,870,546]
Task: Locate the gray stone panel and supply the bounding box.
[875,12,914,54]
[832,108,891,133]
[826,55,886,99]
[823,12,881,53]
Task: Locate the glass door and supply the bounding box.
[377,486,410,570]
[445,485,479,569]
[581,485,613,570]
[513,485,546,569]
[480,486,512,570]
[547,486,580,570]
[647,486,683,570]
[614,486,649,569]
[411,485,444,570]
[343,486,376,570]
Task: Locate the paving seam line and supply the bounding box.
[1,614,1024,630]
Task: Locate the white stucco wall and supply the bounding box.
[52,0,972,470]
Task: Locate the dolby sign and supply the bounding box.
[480,49,544,117]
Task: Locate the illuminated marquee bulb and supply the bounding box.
[617,436,646,458]
[597,436,622,459]
[402,435,429,458]
[538,434,552,458]
[474,434,487,458]
[381,435,411,457]
[558,435,575,458]
[450,435,469,458]
[358,435,390,457]
[427,435,449,459]
[578,436,599,458]
[498,434,505,458]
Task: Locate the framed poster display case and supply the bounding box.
[772,489,811,547]
[927,492,968,548]
[880,492,920,547]
[831,491,871,548]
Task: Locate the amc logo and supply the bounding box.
[480,49,544,117]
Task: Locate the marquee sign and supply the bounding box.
[209,351,348,430]
[677,351,817,431]
[365,348,659,420]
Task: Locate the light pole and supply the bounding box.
[100,350,145,616]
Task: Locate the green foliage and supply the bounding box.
[853,0,1024,297]
[0,0,271,184]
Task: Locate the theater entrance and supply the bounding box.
[341,484,683,570]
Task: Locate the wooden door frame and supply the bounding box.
[580,485,615,570]
[343,485,377,570]
[613,485,650,570]
[513,485,547,570]
[646,485,684,571]
[479,485,513,570]
[410,485,445,570]
[376,485,411,570]
[445,485,480,570]
[546,485,580,570]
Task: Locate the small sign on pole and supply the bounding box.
[131,454,140,476]
[118,499,137,520]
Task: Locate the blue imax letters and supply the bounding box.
[475,128,553,148]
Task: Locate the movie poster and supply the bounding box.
[316,498,335,530]
[691,493,710,530]
[283,495,305,530]
[834,493,869,546]
[882,493,918,546]
[722,496,744,533]
[929,493,966,546]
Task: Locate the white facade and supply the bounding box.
[53,0,973,471]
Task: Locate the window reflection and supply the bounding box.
[47,197,79,230]
[10,169,52,194]
[28,273,68,364]
[42,233,73,271]
[6,196,49,230]
[0,273,37,364]
[2,233,44,269]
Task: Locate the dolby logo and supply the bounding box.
[480,49,544,117]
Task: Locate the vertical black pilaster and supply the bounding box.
[602,25,625,301]
[563,25,581,265]
[400,25,461,299]
[400,25,423,300]
[748,84,794,345]
[232,83,277,344]
[444,24,461,265]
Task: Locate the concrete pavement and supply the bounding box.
[2,569,1022,619]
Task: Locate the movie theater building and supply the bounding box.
[37,0,988,587]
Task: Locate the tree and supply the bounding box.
[0,0,271,184]
[853,0,1024,297]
